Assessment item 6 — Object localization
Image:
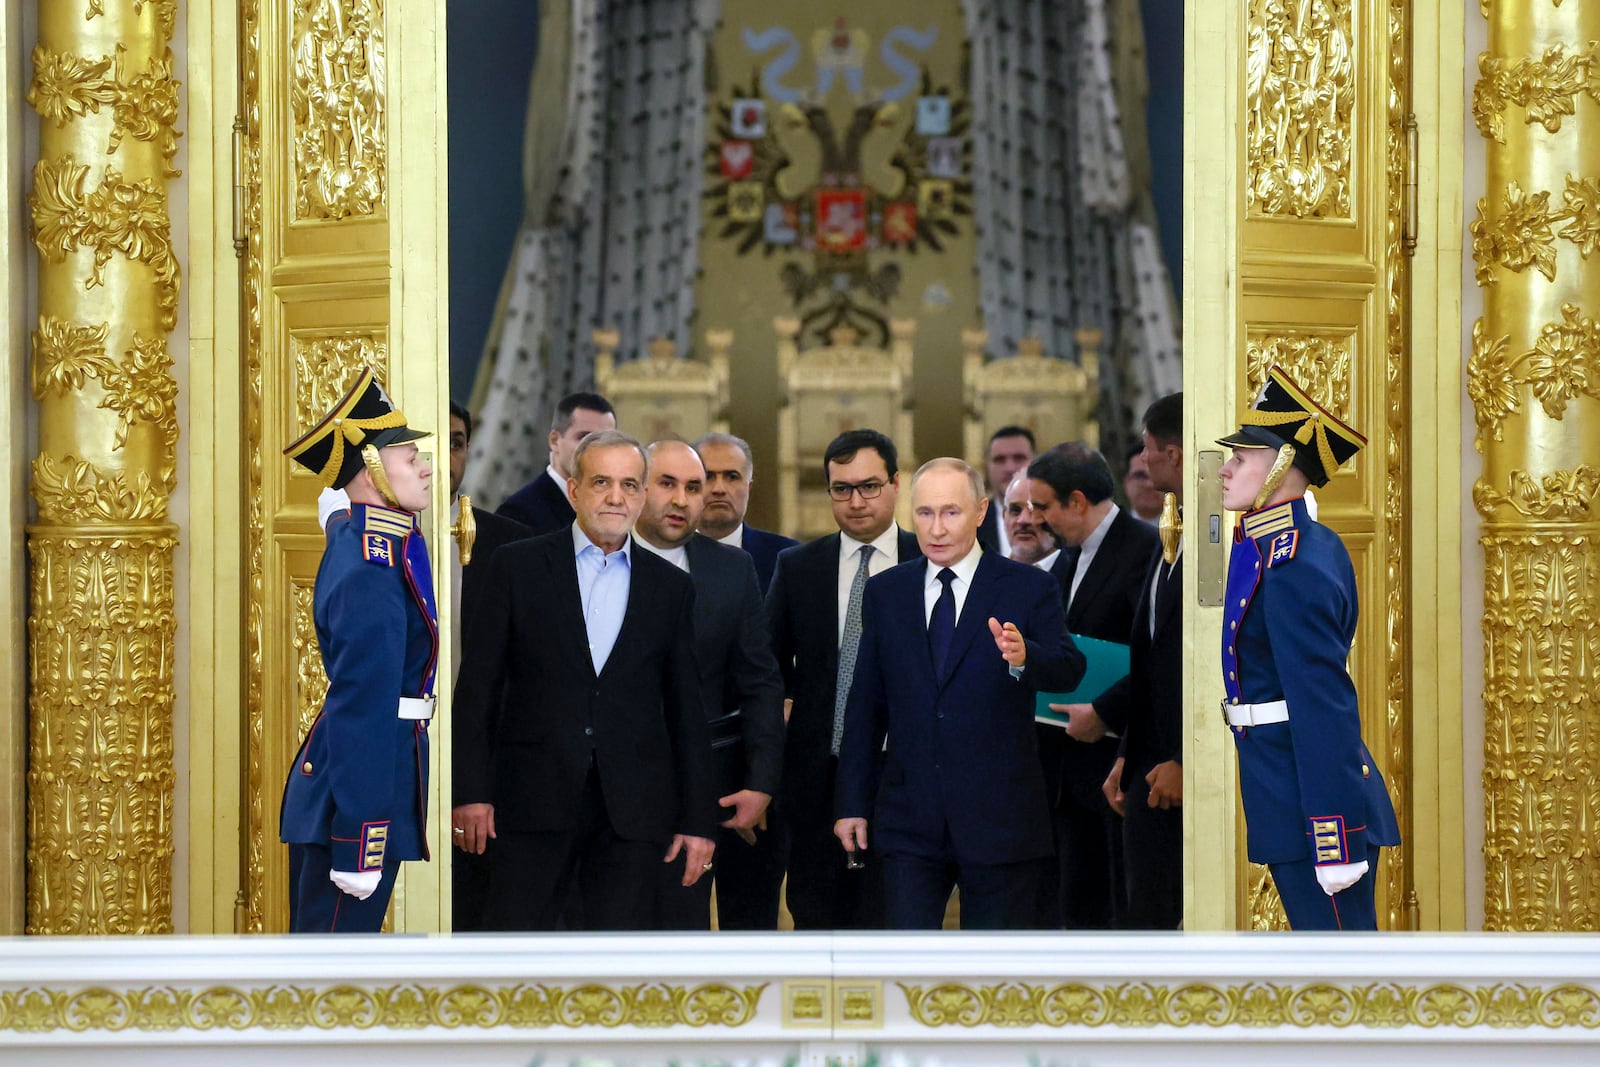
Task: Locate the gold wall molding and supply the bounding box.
[1471,177,1600,285]
[1474,41,1600,143]
[1244,332,1354,420]
[899,981,1600,1030]
[1247,865,1291,930]
[1468,309,1600,451]
[26,0,184,935]
[291,0,387,221]
[1244,0,1355,218]
[0,982,766,1033]
[1474,466,1600,521]
[291,582,328,740]
[291,333,388,432]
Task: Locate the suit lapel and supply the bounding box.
[598,538,648,682]
[1154,553,1182,636]
[547,535,596,679]
[938,553,1000,684]
[1065,511,1125,627]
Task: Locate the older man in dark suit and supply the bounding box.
[496,392,616,533]
[834,458,1085,930]
[452,430,716,930]
[1028,443,1159,929]
[766,429,919,929]
[693,432,797,594]
[634,439,786,930]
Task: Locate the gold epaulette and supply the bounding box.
[1241,501,1295,541]
[363,507,414,539]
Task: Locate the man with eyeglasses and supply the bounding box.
[767,428,920,929]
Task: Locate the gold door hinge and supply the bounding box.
[232,115,246,257]
[1402,114,1418,257]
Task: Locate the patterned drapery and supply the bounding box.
[962,0,1180,453]
[470,0,721,508]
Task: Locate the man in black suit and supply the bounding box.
[634,439,785,930]
[693,432,797,594]
[976,425,1036,556]
[1002,472,1060,569]
[445,402,530,932]
[1028,444,1160,929]
[766,428,917,929]
[834,458,1084,929]
[496,392,616,533]
[1098,393,1184,929]
[451,430,716,930]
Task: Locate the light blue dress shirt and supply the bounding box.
[573,523,632,674]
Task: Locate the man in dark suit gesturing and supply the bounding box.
[834,458,1085,930]
[766,428,920,929]
[1028,444,1160,929]
[633,440,786,930]
[451,430,716,930]
[496,392,616,533]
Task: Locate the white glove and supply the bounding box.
[317,487,351,531]
[329,868,382,900]
[1314,859,1368,896]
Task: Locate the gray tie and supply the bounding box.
[832,544,874,756]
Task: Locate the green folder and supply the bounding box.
[1034,633,1131,727]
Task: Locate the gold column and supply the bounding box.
[25,0,182,932]
[1472,3,1600,930]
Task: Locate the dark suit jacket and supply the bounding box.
[765,527,922,824]
[460,508,530,624]
[496,469,575,534]
[739,524,799,595]
[1104,551,1183,784]
[835,552,1086,865]
[683,534,785,797]
[977,499,1002,555]
[452,530,716,841]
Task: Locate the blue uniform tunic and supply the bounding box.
[280,502,438,931]
[1222,497,1400,928]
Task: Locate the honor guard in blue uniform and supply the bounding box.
[1216,366,1401,931]
[281,366,439,932]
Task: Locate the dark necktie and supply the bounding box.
[832,544,874,756]
[929,567,957,675]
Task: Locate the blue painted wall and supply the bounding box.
[447,1,540,403]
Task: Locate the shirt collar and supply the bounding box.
[546,462,565,488]
[925,541,983,587]
[842,523,901,562]
[1035,548,1062,572]
[1080,503,1120,557]
[633,533,689,571]
[716,524,745,549]
[572,521,633,563]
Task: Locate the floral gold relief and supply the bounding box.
[291,0,387,221]
[1475,2,1600,931]
[1245,0,1355,218]
[25,0,183,933]
[292,334,388,434]
[1245,332,1354,421]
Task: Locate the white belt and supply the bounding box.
[399,696,435,721]
[1224,699,1288,727]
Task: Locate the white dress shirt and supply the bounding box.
[546,462,565,488]
[716,524,745,550]
[1034,547,1062,573]
[838,524,903,645]
[922,542,984,625]
[634,535,690,572]
[1068,503,1121,607]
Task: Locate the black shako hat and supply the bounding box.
[283,366,431,489]
[1215,364,1365,487]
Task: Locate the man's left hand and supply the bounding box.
[988,617,1027,667]
[664,834,717,887]
[1146,760,1183,808]
[1048,702,1107,742]
[718,789,772,846]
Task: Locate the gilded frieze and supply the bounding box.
[1472,178,1600,285]
[1475,42,1600,143]
[900,980,1600,1029]
[30,158,182,332]
[27,44,182,175]
[1245,0,1354,218]
[30,455,168,524]
[1474,467,1600,521]
[0,982,765,1033]
[291,333,387,434]
[291,0,387,221]
[1468,310,1600,451]
[1244,332,1354,420]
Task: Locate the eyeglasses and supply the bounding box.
[828,480,886,501]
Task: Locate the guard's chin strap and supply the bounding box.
[360,444,403,509]
[1253,444,1297,511]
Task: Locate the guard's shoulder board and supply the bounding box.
[361,532,397,567]
[1265,529,1299,568]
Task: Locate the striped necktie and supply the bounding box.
[832,544,874,756]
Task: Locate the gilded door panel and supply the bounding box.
[1235,0,1411,930]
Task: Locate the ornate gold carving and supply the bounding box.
[1468,309,1600,451]
[291,333,388,434]
[30,158,182,332]
[1481,532,1600,929]
[291,0,387,221]
[31,455,169,524]
[1247,865,1290,931]
[26,531,177,934]
[31,317,110,398]
[1474,42,1600,144]
[1245,0,1355,218]
[27,44,182,175]
[1245,332,1353,420]
[291,583,328,741]
[1472,177,1600,285]
[0,983,765,1033]
[900,981,1600,1029]
[1474,467,1600,521]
